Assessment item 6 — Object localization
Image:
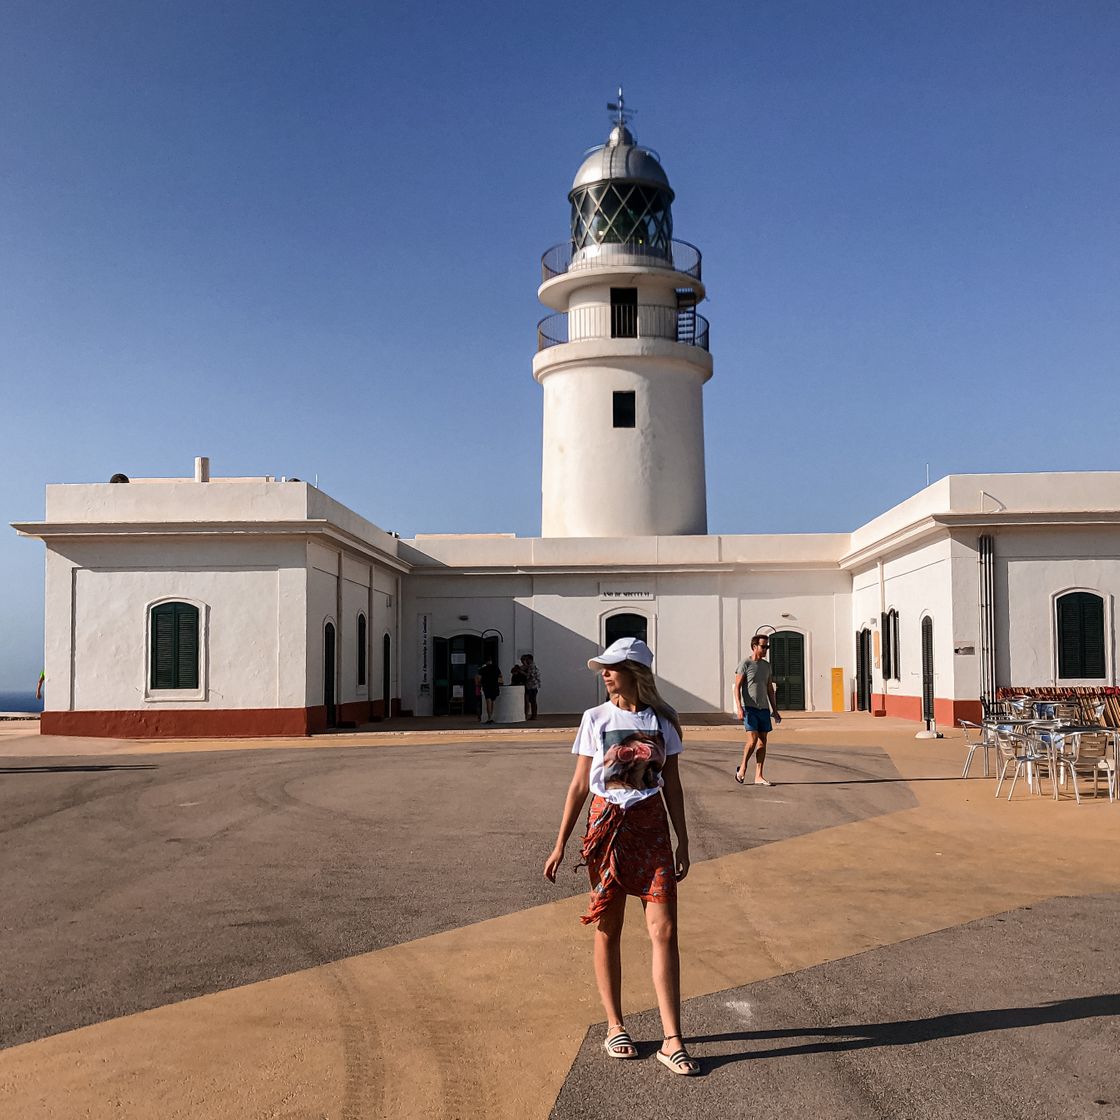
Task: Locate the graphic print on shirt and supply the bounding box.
[600,728,667,792]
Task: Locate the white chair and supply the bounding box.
[1055,732,1115,804]
[959,719,995,778]
[994,729,1048,800]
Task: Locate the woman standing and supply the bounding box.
[543,637,698,1075]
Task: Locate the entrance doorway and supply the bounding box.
[770,630,806,710]
[323,622,337,727]
[435,633,500,716]
[855,628,872,711]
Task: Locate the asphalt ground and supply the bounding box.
[0,716,1117,1118]
[554,895,1120,1119]
[1,736,911,1048]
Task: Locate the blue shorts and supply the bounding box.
[743,708,772,734]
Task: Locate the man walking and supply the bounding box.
[475,656,503,724]
[734,634,781,786]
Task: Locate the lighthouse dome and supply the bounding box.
[570,125,673,194]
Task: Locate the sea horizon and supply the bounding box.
[0,692,44,713]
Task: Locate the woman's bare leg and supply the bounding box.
[593,892,629,1034]
[645,899,699,1070]
[643,899,682,1042]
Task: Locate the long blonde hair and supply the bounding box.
[620,660,682,740]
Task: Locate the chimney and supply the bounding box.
[194,456,210,483]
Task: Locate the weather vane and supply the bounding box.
[607,86,635,129]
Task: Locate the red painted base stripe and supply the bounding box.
[43,699,406,739]
[871,695,983,726]
[42,708,315,739]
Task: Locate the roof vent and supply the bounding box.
[109,473,130,484]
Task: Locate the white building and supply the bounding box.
[14,109,1120,738]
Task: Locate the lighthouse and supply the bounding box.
[534,92,713,538]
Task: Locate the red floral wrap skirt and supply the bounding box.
[578,793,676,926]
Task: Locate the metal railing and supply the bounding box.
[537,307,710,352]
[541,239,702,283]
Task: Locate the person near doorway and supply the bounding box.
[733,634,781,786]
[521,654,541,720]
[543,637,698,1076]
[475,657,503,723]
[510,660,527,687]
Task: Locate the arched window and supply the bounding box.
[323,622,337,726]
[150,602,199,690]
[921,616,934,722]
[356,613,367,686]
[1056,592,1105,679]
[604,612,648,646]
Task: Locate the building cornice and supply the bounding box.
[10,520,413,573]
[407,561,841,577]
[839,510,1120,570]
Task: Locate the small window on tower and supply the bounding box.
[613,390,636,428]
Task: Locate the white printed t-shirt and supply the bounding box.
[573,701,684,810]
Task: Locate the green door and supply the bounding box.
[770,630,806,711]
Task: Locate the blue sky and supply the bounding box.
[2,0,1118,687]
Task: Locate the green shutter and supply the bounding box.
[1081,595,1105,677]
[921,617,934,722]
[772,631,806,710]
[1058,592,1105,679]
[151,602,199,689]
[175,604,199,689]
[151,605,176,689]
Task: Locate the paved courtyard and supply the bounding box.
[0,714,1117,1118]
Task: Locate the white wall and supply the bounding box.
[851,535,958,701]
[994,526,1120,688]
[45,538,308,712]
[403,564,852,715]
[535,341,712,537]
[305,542,399,708]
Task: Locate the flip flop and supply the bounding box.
[734,769,745,784]
[604,1030,637,1059]
[657,1037,699,1076]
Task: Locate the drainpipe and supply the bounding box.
[876,559,886,715]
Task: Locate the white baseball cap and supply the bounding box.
[587,637,654,670]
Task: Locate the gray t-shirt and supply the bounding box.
[735,657,773,710]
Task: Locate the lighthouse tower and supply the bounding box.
[534,94,712,538]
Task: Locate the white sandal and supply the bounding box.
[656,1034,699,1075]
[604,1028,637,1059]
